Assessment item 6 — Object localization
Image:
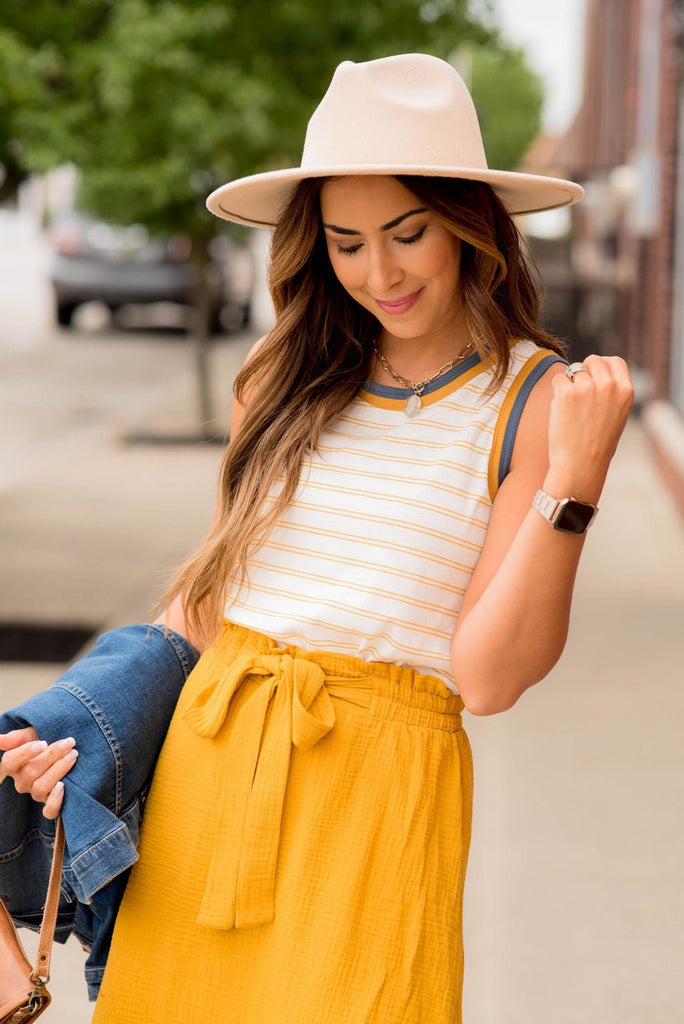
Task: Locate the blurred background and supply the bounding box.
[1,1,683,1022]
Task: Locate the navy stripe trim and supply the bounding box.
[498,355,567,487]
[363,351,482,399]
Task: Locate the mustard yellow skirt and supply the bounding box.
[93,623,473,1024]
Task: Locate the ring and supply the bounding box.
[565,362,590,381]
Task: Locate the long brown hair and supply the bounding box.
[160,176,565,647]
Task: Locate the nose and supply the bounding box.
[366,243,403,295]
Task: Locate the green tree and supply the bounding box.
[469,44,544,170]
[0,1,543,433]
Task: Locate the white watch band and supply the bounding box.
[532,489,562,523]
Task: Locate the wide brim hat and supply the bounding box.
[206,53,583,227]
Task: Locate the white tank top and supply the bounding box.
[224,340,564,692]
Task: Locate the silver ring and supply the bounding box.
[565,362,590,381]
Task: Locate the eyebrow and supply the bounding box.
[322,207,427,236]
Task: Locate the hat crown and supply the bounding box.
[302,54,488,172]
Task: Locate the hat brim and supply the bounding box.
[206,164,584,227]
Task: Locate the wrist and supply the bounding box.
[543,463,606,506]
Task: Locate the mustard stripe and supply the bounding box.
[324,425,492,454]
[229,602,452,663]
[487,349,552,501]
[229,580,453,643]
[318,436,491,459]
[271,519,478,576]
[304,462,491,505]
[261,539,466,596]
[307,458,489,487]
[248,557,457,618]
[294,489,487,549]
[304,469,493,509]
[230,609,454,673]
[340,405,496,434]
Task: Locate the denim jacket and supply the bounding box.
[0,624,199,999]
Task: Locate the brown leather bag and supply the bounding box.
[0,818,65,1023]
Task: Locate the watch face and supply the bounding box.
[556,500,596,534]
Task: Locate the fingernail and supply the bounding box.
[57,737,76,751]
[65,749,79,761]
[30,741,48,753]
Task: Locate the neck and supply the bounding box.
[373,335,474,388]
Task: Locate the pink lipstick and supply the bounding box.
[375,289,423,315]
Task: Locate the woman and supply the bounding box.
[0,54,633,1022]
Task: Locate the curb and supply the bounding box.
[641,400,684,518]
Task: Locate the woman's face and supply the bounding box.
[320,176,464,352]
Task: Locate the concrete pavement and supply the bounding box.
[1,344,683,1022]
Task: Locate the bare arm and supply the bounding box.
[451,354,633,715]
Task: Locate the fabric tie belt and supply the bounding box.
[183,650,355,930]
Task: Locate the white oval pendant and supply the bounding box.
[404,394,422,418]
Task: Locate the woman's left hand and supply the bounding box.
[0,728,77,818]
[546,354,634,496]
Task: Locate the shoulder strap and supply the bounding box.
[487,350,566,502]
[31,817,65,984]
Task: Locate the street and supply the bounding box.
[1,224,683,1023]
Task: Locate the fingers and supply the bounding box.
[0,737,79,813]
[554,355,634,411]
[42,782,65,820]
[0,738,48,782]
[0,727,40,751]
[548,355,634,486]
[565,354,633,390]
[27,740,79,802]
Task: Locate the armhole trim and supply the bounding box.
[487,351,566,502]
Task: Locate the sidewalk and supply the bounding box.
[1,367,683,1021]
[463,419,684,1023]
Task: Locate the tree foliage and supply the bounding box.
[469,44,545,171]
[0,0,542,234]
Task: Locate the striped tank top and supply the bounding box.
[225,340,564,692]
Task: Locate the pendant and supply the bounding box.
[404,394,422,418]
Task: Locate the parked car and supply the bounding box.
[49,217,252,333]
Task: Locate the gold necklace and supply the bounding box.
[372,340,476,418]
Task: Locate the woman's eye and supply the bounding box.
[397,227,426,246]
[336,242,363,256]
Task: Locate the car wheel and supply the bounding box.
[57,302,78,327]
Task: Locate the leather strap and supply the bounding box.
[31,818,65,983]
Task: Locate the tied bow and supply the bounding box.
[183,651,336,929]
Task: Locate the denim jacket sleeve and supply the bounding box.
[0,623,200,999]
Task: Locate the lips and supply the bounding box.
[375,289,423,315]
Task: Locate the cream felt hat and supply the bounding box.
[206,53,583,227]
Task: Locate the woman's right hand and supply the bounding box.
[0,728,79,819]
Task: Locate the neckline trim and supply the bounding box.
[361,350,483,408]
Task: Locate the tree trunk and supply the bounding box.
[190,239,215,440]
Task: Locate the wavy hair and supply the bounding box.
[159,176,566,647]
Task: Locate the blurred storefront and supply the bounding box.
[525,0,684,513]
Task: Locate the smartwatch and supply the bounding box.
[532,488,598,535]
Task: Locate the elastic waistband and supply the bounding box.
[215,621,464,722]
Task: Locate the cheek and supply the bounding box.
[328,252,365,294]
[421,236,461,281]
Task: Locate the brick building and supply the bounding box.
[549,0,684,510]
